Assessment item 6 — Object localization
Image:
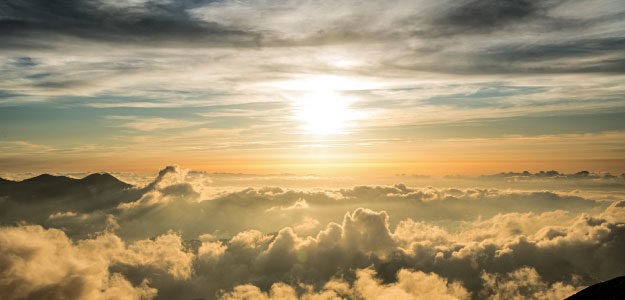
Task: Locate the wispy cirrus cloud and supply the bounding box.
[106,116,206,131]
[1,0,625,172]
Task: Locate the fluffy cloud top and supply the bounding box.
[1,167,624,299]
[0,226,157,300]
[220,268,470,300]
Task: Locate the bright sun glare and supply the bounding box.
[294,90,357,135]
[288,76,365,135]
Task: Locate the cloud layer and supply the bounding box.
[1,166,625,299]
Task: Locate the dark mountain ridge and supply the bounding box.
[566,275,625,299]
[0,172,132,197]
[0,172,140,226]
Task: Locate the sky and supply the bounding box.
[2,2,625,300]
[1,0,625,175]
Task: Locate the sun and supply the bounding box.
[283,75,367,135]
[293,90,358,135]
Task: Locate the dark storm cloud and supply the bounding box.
[398,0,613,43]
[0,90,24,99]
[0,0,261,48]
[474,36,625,74]
[387,34,625,75]
[489,37,625,61]
[11,57,38,67]
[0,0,623,90]
[433,0,546,34]
[0,0,619,49]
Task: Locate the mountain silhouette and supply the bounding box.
[21,173,75,185]
[79,173,132,189]
[0,173,132,201]
[0,172,140,226]
[566,276,625,300]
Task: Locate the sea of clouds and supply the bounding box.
[1,165,625,299]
